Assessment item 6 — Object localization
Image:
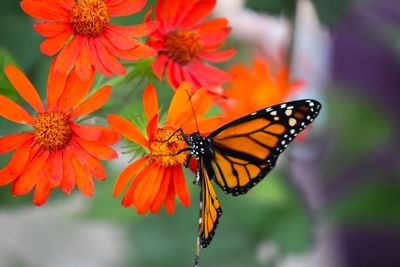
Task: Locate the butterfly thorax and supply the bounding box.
[188,132,214,161]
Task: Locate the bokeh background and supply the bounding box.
[0,0,399,266]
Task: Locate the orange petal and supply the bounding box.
[134,164,162,214]
[98,34,139,61]
[0,133,33,153]
[197,18,228,35]
[173,166,190,207]
[152,54,167,80]
[69,140,106,180]
[47,58,67,111]
[0,166,18,186]
[113,156,148,197]
[7,138,34,175]
[150,166,172,214]
[75,37,94,81]
[104,26,139,50]
[69,85,112,119]
[127,42,156,58]
[107,114,149,148]
[88,38,113,77]
[67,146,94,197]
[176,88,212,127]
[60,148,76,194]
[143,84,158,122]
[56,66,95,112]
[20,0,69,21]
[171,61,184,85]
[4,65,44,112]
[54,0,75,10]
[49,150,63,187]
[146,114,158,142]
[34,22,72,37]
[191,59,233,85]
[141,166,165,214]
[197,49,235,63]
[92,126,120,145]
[26,143,41,163]
[179,0,216,30]
[165,59,177,89]
[166,81,192,126]
[70,122,103,141]
[163,173,176,215]
[121,162,154,208]
[0,95,35,125]
[33,161,52,206]
[155,0,166,29]
[93,38,126,75]
[118,21,159,37]
[160,0,181,32]
[183,116,224,134]
[53,35,82,74]
[106,0,146,17]
[11,150,49,196]
[181,67,201,90]
[74,135,117,160]
[40,30,74,56]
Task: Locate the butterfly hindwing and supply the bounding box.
[198,157,222,249]
[208,99,321,195]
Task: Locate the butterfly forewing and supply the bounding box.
[208,99,321,195]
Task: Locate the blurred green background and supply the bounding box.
[1,0,399,266]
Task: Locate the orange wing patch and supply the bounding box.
[214,118,271,139]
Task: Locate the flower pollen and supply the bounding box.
[165,31,202,64]
[150,127,188,167]
[69,0,109,37]
[34,111,72,151]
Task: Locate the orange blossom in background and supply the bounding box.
[146,0,235,91]
[21,0,158,80]
[0,62,119,205]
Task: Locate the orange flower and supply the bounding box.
[222,57,304,122]
[21,0,158,80]
[146,0,235,91]
[0,62,119,205]
[108,82,222,215]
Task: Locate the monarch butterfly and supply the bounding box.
[178,99,321,267]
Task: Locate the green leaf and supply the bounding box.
[0,47,19,99]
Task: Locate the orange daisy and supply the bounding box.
[108,82,222,215]
[21,0,158,80]
[146,0,235,91]
[0,61,119,205]
[222,57,304,122]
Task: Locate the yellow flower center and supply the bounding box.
[69,0,109,37]
[150,127,188,167]
[34,111,72,151]
[165,31,202,65]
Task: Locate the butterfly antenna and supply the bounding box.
[185,90,200,132]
